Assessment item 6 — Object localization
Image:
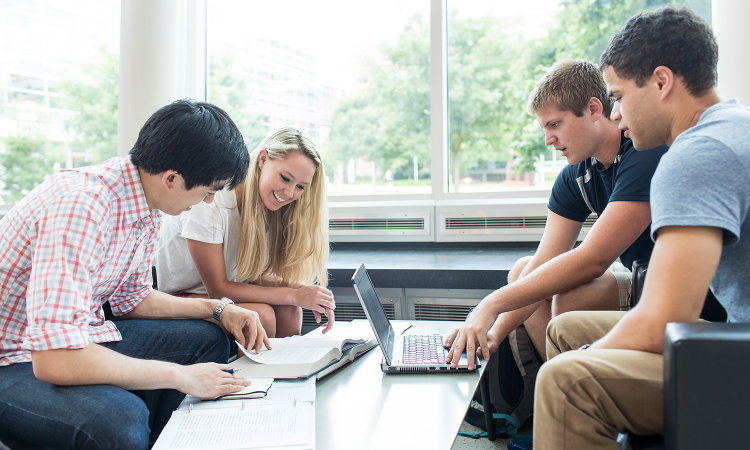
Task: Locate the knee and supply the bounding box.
[550,291,571,317]
[84,393,149,450]
[536,351,588,405]
[508,256,533,284]
[254,303,277,338]
[274,305,303,337]
[546,312,580,358]
[192,320,231,363]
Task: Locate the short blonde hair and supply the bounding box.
[526,59,612,118]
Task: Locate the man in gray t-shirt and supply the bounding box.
[532,6,750,450]
[650,99,750,323]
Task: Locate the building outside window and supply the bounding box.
[0,0,713,206]
[0,0,120,203]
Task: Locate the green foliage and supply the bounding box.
[0,134,53,202]
[57,45,119,164]
[209,54,269,151]
[323,1,713,188]
[324,14,431,181]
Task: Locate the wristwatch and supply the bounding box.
[212,297,234,321]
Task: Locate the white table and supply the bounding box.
[315,320,485,450]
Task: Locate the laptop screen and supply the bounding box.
[351,263,394,362]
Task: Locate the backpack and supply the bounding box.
[461,322,542,439]
[485,324,542,435]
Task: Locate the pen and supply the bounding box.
[223,368,241,375]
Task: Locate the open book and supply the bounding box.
[231,320,412,379]
[233,336,372,379]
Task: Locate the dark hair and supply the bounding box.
[600,5,718,97]
[129,99,249,190]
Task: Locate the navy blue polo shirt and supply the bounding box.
[548,133,668,270]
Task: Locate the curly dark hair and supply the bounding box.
[600,5,718,97]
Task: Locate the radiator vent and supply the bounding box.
[444,215,597,230]
[330,218,425,230]
[302,302,396,327]
[414,304,475,321]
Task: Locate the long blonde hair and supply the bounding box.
[234,126,329,288]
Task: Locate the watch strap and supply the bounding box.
[212,297,234,321]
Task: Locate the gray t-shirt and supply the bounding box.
[650,99,750,323]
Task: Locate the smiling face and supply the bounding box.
[603,66,667,151]
[257,150,316,211]
[536,103,601,165]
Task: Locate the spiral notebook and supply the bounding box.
[153,377,315,450]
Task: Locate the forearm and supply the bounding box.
[124,290,219,319]
[591,306,666,353]
[31,343,183,390]
[483,248,605,316]
[488,303,542,340]
[205,278,296,306]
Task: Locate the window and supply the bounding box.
[208,0,431,196]
[0,0,120,203]
[446,0,712,194]
[208,0,712,202]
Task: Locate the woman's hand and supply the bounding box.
[292,285,336,333]
[292,285,335,315]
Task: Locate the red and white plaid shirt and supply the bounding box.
[0,157,162,366]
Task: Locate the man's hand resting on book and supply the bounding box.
[219,305,271,353]
[177,363,252,398]
[293,285,336,334]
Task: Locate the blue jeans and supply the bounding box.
[0,319,230,449]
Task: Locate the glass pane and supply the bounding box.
[447,0,712,194]
[0,0,120,203]
[208,0,431,196]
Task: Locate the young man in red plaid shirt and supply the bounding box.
[0,99,269,449]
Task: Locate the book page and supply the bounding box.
[246,347,333,365]
[153,403,313,450]
[268,337,346,349]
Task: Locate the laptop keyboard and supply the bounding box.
[403,335,447,365]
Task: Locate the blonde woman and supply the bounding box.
[156,126,333,337]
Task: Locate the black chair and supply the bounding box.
[621,260,750,450]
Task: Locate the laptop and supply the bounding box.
[351,263,480,374]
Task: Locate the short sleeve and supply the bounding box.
[609,144,668,202]
[650,137,748,244]
[548,165,592,222]
[180,200,226,244]
[24,191,108,351]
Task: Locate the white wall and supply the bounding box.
[713,0,750,105]
[117,0,206,157]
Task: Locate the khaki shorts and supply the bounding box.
[606,261,632,311]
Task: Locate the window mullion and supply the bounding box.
[429,0,448,199]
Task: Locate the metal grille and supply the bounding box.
[445,215,597,230]
[414,304,475,321]
[302,302,396,327]
[330,218,425,230]
[445,217,546,229]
